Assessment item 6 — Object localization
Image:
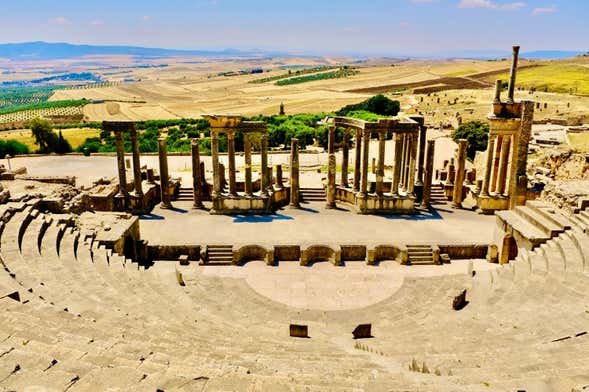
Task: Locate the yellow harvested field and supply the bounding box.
[567,132,589,152]
[0,128,100,150]
[43,58,520,121]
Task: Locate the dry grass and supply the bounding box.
[0,128,100,150]
[567,133,589,152]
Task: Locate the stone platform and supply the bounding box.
[140,199,495,247]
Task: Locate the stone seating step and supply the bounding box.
[495,210,549,242]
[526,200,573,230]
[514,205,565,238]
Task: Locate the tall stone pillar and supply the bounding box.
[191,138,204,209]
[276,164,284,189]
[375,131,385,197]
[496,136,511,195]
[493,79,502,104]
[353,129,362,192]
[509,100,534,209]
[420,140,435,208]
[407,133,418,195]
[158,137,172,209]
[360,128,370,196]
[289,138,300,208]
[451,139,468,208]
[326,126,336,208]
[417,124,427,185]
[129,126,144,203]
[244,133,252,196]
[260,133,269,196]
[211,130,220,197]
[392,132,403,195]
[341,128,349,187]
[227,131,237,196]
[404,135,412,191]
[506,45,520,104]
[114,129,128,201]
[399,134,407,189]
[490,136,502,193]
[480,137,495,197]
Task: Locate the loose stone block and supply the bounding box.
[352,324,372,339]
[178,254,189,266]
[289,324,309,338]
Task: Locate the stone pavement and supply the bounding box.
[140,200,495,246]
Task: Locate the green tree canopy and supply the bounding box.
[451,121,490,160]
[337,95,401,117]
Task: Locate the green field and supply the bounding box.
[490,64,589,94]
[0,86,58,109]
[0,99,89,116]
[275,68,359,86]
[567,132,589,152]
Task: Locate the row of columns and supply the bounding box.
[111,122,145,211]
[210,131,270,198]
[343,129,419,197]
[480,134,512,198]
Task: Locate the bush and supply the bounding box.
[337,95,400,117]
[451,121,490,160]
[0,139,29,156]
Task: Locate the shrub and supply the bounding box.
[337,95,400,117]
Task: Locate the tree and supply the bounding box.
[55,130,72,154]
[337,94,401,117]
[29,117,58,153]
[451,121,490,160]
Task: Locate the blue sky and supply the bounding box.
[2,0,587,55]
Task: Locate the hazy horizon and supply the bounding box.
[2,0,588,56]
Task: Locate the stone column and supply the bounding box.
[114,129,128,201]
[451,139,468,208]
[392,132,403,195]
[276,165,283,189]
[509,100,534,209]
[496,136,511,195]
[420,140,435,208]
[399,134,407,189]
[353,129,362,192]
[289,138,300,208]
[404,135,412,191]
[506,45,520,104]
[211,130,220,197]
[490,135,502,193]
[326,126,336,208]
[407,133,418,195]
[267,166,273,190]
[493,79,502,104]
[129,126,144,202]
[417,124,427,185]
[191,138,204,209]
[360,128,370,196]
[227,131,237,196]
[244,133,252,196]
[260,133,269,196]
[158,137,172,209]
[375,131,385,197]
[480,137,495,197]
[341,128,349,187]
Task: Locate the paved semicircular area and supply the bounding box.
[196,260,498,311]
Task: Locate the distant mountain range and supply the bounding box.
[0,42,265,61]
[0,41,585,61]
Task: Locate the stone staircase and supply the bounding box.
[406,244,436,265]
[300,187,326,202]
[205,244,233,265]
[176,187,193,201]
[430,183,447,203]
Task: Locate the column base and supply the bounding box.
[325,202,336,209]
[451,202,462,209]
[160,202,173,209]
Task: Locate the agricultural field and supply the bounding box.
[567,132,589,151]
[488,61,589,95]
[0,127,100,150]
[0,86,58,108]
[0,104,86,126]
